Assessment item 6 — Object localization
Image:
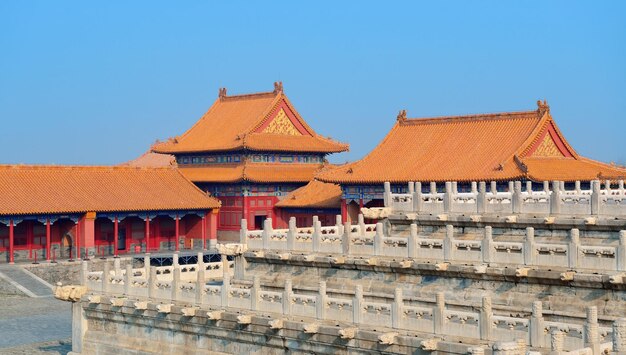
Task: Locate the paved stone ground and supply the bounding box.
[0,295,72,353]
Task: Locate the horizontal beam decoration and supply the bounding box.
[385,180,626,217]
[0,214,81,225]
[82,258,626,352]
[96,210,208,222]
[240,214,626,275]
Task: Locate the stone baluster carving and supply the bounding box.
[197,251,205,271]
[512,181,522,213]
[391,288,403,329]
[477,182,487,213]
[490,181,497,195]
[530,301,545,348]
[613,318,626,354]
[251,275,260,311]
[434,292,445,334]
[413,182,423,212]
[584,306,600,354]
[81,260,89,286]
[336,215,344,236]
[430,182,437,196]
[408,181,415,194]
[543,181,550,194]
[283,278,292,315]
[374,222,384,256]
[312,216,321,253]
[569,229,580,269]
[524,227,536,265]
[550,329,565,355]
[316,281,327,319]
[262,218,272,250]
[113,258,121,277]
[444,182,453,213]
[492,341,520,355]
[342,222,351,255]
[575,180,582,194]
[171,265,180,300]
[550,181,561,215]
[124,264,132,296]
[526,181,533,194]
[482,226,494,264]
[619,231,626,272]
[239,219,248,245]
[443,225,454,262]
[143,253,151,277]
[480,296,492,341]
[591,180,601,215]
[287,217,296,251]
[148,266,156,300]
[358,214,365,236]
[353,285,363,324]
[383,182,391,207]
[221,267,230,307]
[102,261,110,293]
[408,223,418,258]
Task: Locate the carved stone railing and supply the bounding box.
[240,216,626,275]
[81,261,626,352]
[385,180,626,217]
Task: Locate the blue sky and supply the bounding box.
[1,1,625,165]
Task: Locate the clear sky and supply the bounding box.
[1,1,625,166]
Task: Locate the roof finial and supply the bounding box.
[397,109,407,123]
[537,99,549,115]
[218,87,227,99]
[273,81,283,94]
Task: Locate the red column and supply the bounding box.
[76,219,81,260]
[113,217,119,257]
[144,217,150,253]
[208,210,218,248]
[341,199,348,223]
[175,215,180,252]
[201,213,207,250]
[8,220,14,264]
[46,218,51,261]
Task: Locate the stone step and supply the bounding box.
[0,266,53,297]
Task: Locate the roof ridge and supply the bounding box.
[220,91,278,101]
[401,110,538,126]
[0,164,175,171]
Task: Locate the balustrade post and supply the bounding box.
[480,296,492,341]
[434,292,445,334]
[408,223,418,258]
[444,182,453,213]
[221,269,230,307]
[478,182,487,213]
[526,181,533,194]
[568,229,580,269]
[240,219,248,245]
[251,275,260,311]
[102,261,111,293]
[172,252,179,267]
[358,214,365,236]
[613,318,626,354]
[575,180,581,194]
[316,281,327,319]
[81,260,89,286]
[524,227,536,265]
[490,181,497,195]
[618,231,626,272]
[482,226,494,264]
[148,266,156,300]
[283,278,293,315]
[234,254,246,279]
[171,265,180,300]
[287,217,296,251]
[530,301,545,348]
[550,329,565,355]
[550,181,562,215]
[584,306,600,354]
[413,182,423,212]
[408,181,415,194]
[195,262,205,305]
[512,181,522,214]
[313,217,321,253]
[591,180,601,216]
[543,181,550,194]
[124,264,132,296]
[113,258,121,277]
[443,225,454,262]
[430,182,437,196]
[374,222,384,256]
[353,285,363,324]
[335,215,344,235]
[383,182,391,207]
[262,218,272,250]
[143,253,151,277]
[197,251,205,270]
[392,288,403,329]
[342,222,351,255]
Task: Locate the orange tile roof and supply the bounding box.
[0,165,220,216]
[120,150,176,167]
[275,180,342,209]
[317,102,626,184]
[152,83,348,154]
[178,162,325,183]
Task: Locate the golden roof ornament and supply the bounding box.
[537,99,550,115]
[397,109,407,123]
[273,81,283,94]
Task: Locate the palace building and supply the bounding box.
[311,101,626,222]
[0,165,220,263]
[151,83,348,240]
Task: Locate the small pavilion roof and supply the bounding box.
[317,101,626,184]
[0,165,220,216]
[152,82,348,154]
[275,180,342,209]
[178,162,325,184]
